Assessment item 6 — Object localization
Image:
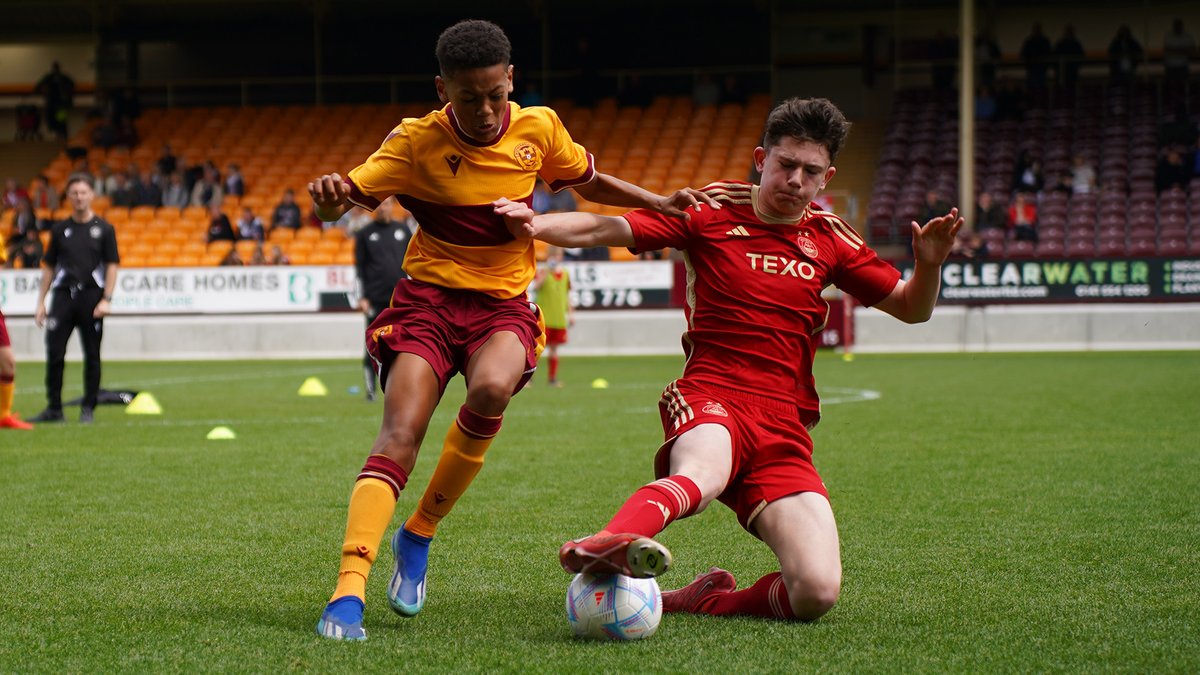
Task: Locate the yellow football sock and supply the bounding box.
[404,415,498,538]
[0,379,12,417]
[330,476,397,602]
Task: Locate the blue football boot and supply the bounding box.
[388,528,432,617]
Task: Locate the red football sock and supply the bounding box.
[600,475,702,538]
[701,572,796,620]
[548,354,559,381]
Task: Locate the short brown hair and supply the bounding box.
[65,174,93,191]
[762,97,852,163]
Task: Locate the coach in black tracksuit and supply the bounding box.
[32,175,119,424]
[354,209,414,401]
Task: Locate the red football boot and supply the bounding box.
[661,567,737,613]
[559,532,672,578]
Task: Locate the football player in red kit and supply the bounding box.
[496,97,962,621]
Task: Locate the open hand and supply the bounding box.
[911,207,964,266]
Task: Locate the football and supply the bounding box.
[565,573,662,641]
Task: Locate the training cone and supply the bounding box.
[206,426,237,440]
[125,392,163,415]
[298,377,328,396]
[591,378,609,389]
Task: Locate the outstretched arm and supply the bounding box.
[874,208,963,323]
[573,173,719,220]
[494,198,634,248]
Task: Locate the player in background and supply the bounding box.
[308,19,716,640]
[353,201,415,401]
[497,97,962,621]
[531,246,573,387]
[0,308,34,430]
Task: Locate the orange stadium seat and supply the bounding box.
[334,250,354,265]
[173,254,202,267]
[121,254,147,268]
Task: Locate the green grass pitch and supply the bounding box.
[1,351,1197,672]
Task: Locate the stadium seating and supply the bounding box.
[868,80,1199,259]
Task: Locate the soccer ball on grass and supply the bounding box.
[565,573,662,640]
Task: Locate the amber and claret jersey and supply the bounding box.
[624,181,901,416]
[346,102,595,299]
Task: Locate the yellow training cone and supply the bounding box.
[207,426,237,440]
[125,392,163,415]
[298,377,328,396]
[591,378,609,389]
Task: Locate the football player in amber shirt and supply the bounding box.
[309,19,715,641]
[498,97,962,622]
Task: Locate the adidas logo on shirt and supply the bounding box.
[726,226,750,237]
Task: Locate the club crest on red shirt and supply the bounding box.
[701,402,728,417]
[797,234,819,259]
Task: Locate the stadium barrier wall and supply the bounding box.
[5,303,1197,363]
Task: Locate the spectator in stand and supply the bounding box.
[9,229,44,269]
[34,62,75,141]
[271,189,303,230]
[224,163,245,198]
[951,231,989,259]
[249,243,268,265]
[219,248,245,267]
[206,203,237,244]
[161,171,189,209]
[1070,155,1096,195]
[108,171,136,208]
[190,164,223,209]
[27,175,59,211]
[268,244,291,265]
[8,199,40,240]
[974,30,1002,90]
[1020,23,1053,95]
[1050,171,1073,195]
[92,164,117,197]
[1108,25,1143,85]
[1163,19,1196,97]
[134,169,162,207]
[922,189,951,225]
[1008,191,1039,242]
[1016,158,1045,193]
[1155,148,1191,194]
[1053,25,1086,94]
[155,143,177,177]
[90,113,118,149]
[974,85,997,121]
[3,178,30,212]
[236,206,265,242]
[974,191,1006,231]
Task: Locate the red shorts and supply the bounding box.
[544,327,568,346]
[0,309,9,348]
[367,279,546,395]
[654,379,826,535]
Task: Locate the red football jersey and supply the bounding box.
[624,180,900,414]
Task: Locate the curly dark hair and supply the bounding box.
[762,97,852,163]
[435,19,512,77]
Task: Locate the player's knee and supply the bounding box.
[464,378,514,415]
[0,354,14,376]
[785,573,840,621]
